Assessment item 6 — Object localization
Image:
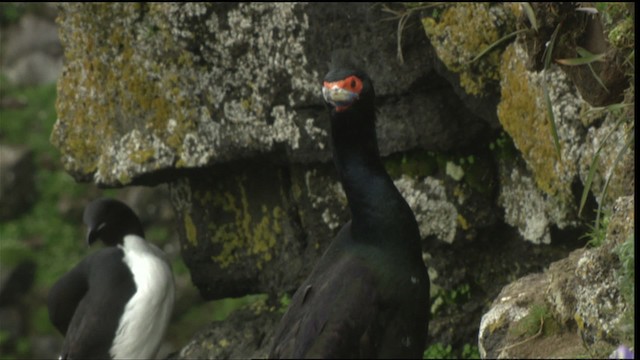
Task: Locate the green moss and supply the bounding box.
[423,342,479,359]
[461,154,494,194]
[511,303,560,339]
[497,44,571,200]
[608,17,633,49]
[489,131,518,161]
[424,343,453,359]
[431,283,472,315]
[383,150,438,179]
[421,3,519,95]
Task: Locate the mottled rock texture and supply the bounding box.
[52,3,488,187]
[53,2,496,299]
[50,2,634,358]
[479,196,634,359]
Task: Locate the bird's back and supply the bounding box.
[269,222,428,358]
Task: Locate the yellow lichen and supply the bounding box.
[129,148,156,164]
[497,44,571,198]
[421,3,519,95]
[457,214,470,230]
[218,339,230,348]
[184,213,198,246]
[53,3,200,180]
[206,177,281,270]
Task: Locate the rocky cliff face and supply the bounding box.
[53,1,498,301]
[51,2,634,358]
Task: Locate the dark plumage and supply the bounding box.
[269,52,430,358]
[47,198,175,359]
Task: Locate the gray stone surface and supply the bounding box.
[479,196,635,358]
[1,12,63,86]
[0,145,37,220]
[47,3,635,358]
[51,3,490,187]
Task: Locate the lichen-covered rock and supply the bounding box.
[421,3,520,127]
[52,3,490,187]
[496,41,587,243]
[52,3,316,184]
[171,301,281,359]
[168,161,307,299]
[479,196,635,359]
[422,3,518,97]
[579,109,635,208]
[573,196,634,347]
[478,256,586,359]
[169,152,500,299]
[519,3,631,107]
[45,2,492,300]
[497,155,576,245]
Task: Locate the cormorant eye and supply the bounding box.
[350,80,356,88]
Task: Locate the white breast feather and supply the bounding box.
[110,235,175,359]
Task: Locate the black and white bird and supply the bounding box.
[47,198,175,359]
[269,52,430,358]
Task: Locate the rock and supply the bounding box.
[0,259,36,356]
[420,3,521,128]
[579,110,635,209]
[47,2,495,300]
[495,41,586,243]
[479,196,635,359]
[519,3,631,107]
[170,149,502,300]
[169,161,307,299]
[0,145,37,221]
[497,154,575,245]
[170,304,281,359]
[51,2,490,187]
[0,260,36,308]
[48,2,635,358]
[0,12,63,86]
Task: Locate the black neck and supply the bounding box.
[330,107,416,243]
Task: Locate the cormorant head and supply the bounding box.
[322,50,375,114]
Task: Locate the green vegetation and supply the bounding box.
[430,283,471,315]
[0,76,90,287]
[0,73,97,358]
[580,209,611,248]
[278,292,292,313]
[614,234,634,345]
[423,342,480,359]
[0,3,40,26]
[424,343,453,359]
[510,303,560,339]
[383,150,439,180]
[0,68,274,358]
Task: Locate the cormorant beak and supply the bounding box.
[323,82,358,112]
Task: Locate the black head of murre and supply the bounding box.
[83,198,145,247]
